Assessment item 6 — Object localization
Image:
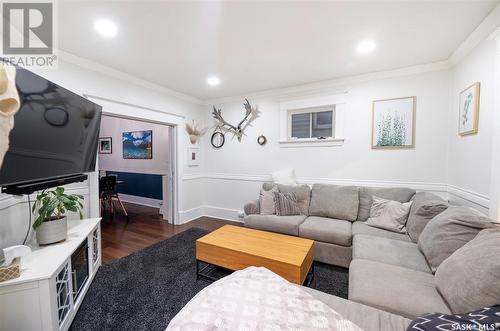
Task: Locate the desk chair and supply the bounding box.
[99,175,129,218]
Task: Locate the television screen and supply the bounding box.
[0,67,102,187]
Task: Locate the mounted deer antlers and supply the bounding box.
[212,99,260,141]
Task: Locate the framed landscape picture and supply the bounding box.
[372,96,416,149]
[122,130,153,159]
[459,82,480,136]
[99,137,112,154]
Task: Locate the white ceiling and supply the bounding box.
[58,1,499,100]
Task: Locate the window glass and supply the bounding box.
[312,111,333,138]
[291,113,310,138]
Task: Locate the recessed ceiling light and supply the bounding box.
[356,40,376,54]
[94,19,118,38]
[207,76,220,86]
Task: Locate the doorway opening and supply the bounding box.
[97,113,175,223]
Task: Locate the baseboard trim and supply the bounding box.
[117,193,162,209]
[178,205,244,224]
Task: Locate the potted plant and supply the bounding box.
[32,187,84,245]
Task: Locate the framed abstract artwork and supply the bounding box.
[372,96,416,149]
[98,137,112,154]
[459,82,480,136]
[122,130,153,159]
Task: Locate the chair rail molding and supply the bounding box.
[179,173,493,223]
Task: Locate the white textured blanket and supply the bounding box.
[167,266,363,331]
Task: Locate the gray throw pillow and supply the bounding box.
[308,184,359,221]
[259,185,278,215]
[418,206,497,273]
[276,184,311,215]
[357,187,416,221]
[365,196,412,233]
[274,192,301,216]
[407,192,448,243]
[435,227,500,313]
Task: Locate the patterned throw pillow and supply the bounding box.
[273,192,301,216]
[407,306,500,331]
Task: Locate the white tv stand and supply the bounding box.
[0,218,101,331]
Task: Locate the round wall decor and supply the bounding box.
[211,127,225,148]
[257,134,267,146]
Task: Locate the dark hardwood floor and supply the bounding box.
[100,202,240,264]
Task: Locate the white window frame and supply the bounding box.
[279,94,346,148]
[288,105,335,140]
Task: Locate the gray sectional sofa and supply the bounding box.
[243,182,500,328]
[244,183,417,268]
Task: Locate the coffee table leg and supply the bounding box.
[305,262,315,287]
[196,259,200,280]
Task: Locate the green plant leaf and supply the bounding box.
[32,187,85,226]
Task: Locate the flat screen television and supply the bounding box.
[0,66,102,192]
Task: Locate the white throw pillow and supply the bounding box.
[271,168,297,186]
[259,185,278,215]
[366,196,413,233]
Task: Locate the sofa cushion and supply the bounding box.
[435,227,500,314]
[243,214,307,236]
[418,206,497,273]
[274,192,301,216]
[277,184,311,215]
[408,306,500,331]
[349,259,451,319]
[299,216,352,246]
[244,199,260,215]
[358,187,416,221]
[352,221,411,242]
[365,196,412,234]
[407,192,448,243]
[353,235,431,273]
[309,184,359,221]
[302,286,411,331]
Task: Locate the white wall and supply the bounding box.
[447,40,496,210]
[199,70,452,220]
[0,57,205,249]
[1,37,498,247]
[99,115,170,175]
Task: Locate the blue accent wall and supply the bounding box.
[107,171,162,200]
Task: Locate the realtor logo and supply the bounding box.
[1,1,57,68]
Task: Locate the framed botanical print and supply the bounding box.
[459,82,480,136]
[372,96,416,149]
[99,137,112,154]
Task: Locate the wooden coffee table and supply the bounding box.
[195,225,314,285]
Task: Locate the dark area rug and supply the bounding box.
[70,228,348,331]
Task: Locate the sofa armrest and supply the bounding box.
[244,199,260,215]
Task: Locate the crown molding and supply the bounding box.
[56,3,500,106]
[449,3,500,66]
[58,50,204,105]
[203,61,451,105]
